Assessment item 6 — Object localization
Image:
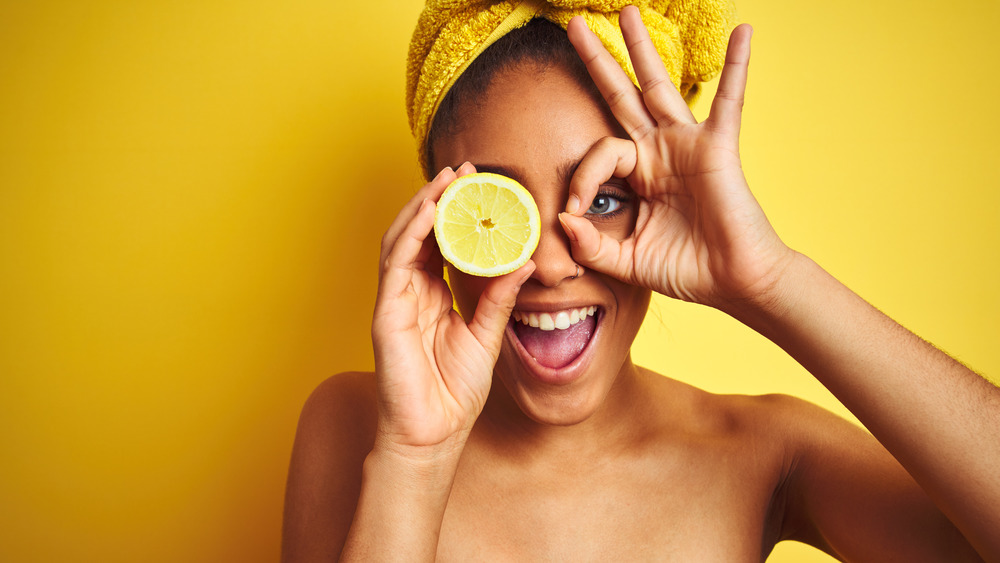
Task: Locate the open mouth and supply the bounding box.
[510,306,599,370]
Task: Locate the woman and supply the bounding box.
[282,2,999,560]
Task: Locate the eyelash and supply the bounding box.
[585,187,632,221]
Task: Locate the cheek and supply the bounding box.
[610,279,651,338]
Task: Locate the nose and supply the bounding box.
[529,208,578,287]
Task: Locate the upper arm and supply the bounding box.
[774,396,982,562]
[281,372,377,563]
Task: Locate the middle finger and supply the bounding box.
[566,15,657,141]
[619,5,695,126]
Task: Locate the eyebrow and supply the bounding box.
[471,160,582,188]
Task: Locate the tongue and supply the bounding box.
[513,314,596,369]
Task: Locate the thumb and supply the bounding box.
[558,212,630,279]
[467,261,535,358]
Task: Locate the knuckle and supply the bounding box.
[629,123,655,141]
[642,75,671,93]
[595,136,620,150]
[715,90,744,104]
[605,87,629,109]
[481,286,507,310]
[580,49,602,67]
[625,34,653,52]
[380,230,394,253]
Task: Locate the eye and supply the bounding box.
[587,193,622,215]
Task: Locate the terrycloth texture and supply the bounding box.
[406,0,736,172]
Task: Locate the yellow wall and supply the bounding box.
[0,1,996,561]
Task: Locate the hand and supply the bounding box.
[371,162,535,456]
[560,7,794,310]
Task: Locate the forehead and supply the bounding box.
[431,63,621,182]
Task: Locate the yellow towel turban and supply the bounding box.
[405,0,737,171]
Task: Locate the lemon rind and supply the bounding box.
[433,172,540,278]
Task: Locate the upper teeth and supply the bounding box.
[512,306,597,331]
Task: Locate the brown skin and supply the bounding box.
[285,372,973,561]
[283,10,995,562]
[440,60,650,429]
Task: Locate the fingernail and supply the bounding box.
[566,195,581,215]
[558,213,577,242]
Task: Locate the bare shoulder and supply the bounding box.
[637,368,833,441]
[651,377,873,457]
[715,389,864,444]
[720,390,979,561]
[289,371,379,468]
[282,372,378,562]
[297,371,378,444]
[635,371,977,558]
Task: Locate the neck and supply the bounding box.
[474,355,652,460]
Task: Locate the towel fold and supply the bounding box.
[406,0,736,169]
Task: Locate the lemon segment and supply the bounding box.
[434,172,540,277]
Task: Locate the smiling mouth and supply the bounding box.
[510,306,599,369]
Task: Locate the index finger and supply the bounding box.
[378,165,456,269]
[566,136,637,216]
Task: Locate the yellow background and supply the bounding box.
[1,0,996,561]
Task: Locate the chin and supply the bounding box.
[497,373,608,426]
[491,316,628,427]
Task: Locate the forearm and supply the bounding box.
[340,443,463,562]
[726,252,1000,558]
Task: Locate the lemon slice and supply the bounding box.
[434,172,540,277]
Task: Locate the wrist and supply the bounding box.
[346,430,467,561]
[716,250,813,330]
[366,430,469,492]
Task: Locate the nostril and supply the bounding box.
[528,227,580,286]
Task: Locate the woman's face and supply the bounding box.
[432,61,651,426]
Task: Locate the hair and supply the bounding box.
[424,18,603,178]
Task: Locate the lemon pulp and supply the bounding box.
[434,172,540,277]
